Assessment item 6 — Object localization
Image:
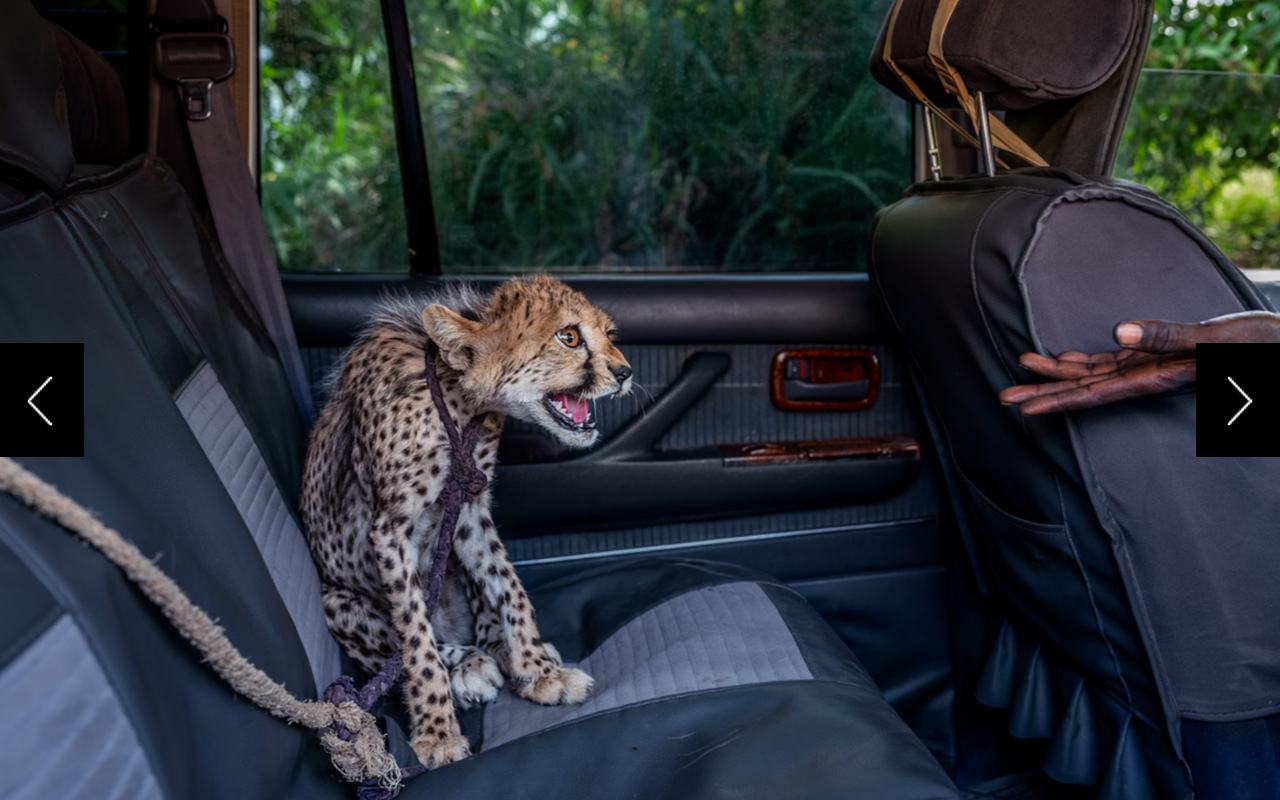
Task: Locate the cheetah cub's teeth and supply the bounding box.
[543,392,596,433]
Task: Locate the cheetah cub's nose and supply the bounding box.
[612,365,633,385]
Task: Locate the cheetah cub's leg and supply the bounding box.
[431,568,502,707]
[369,509,469,768]
[453,502,593,705]
[323,585,502,708]
[465,580,564,669]
[321,585,397,674]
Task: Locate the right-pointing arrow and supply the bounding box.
[1228,376,1252,426]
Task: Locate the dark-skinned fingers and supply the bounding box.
[1017,374,1156,415]
[1000,371,1115,405]
[1055,350,1130,365]
[1017,359,1195,415]
[1000,383,1048,405]
[1115,319,1205,353]
[1116,313,1280,353]
[1018,352,1128,380]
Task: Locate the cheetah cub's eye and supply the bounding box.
[556,326,582,348]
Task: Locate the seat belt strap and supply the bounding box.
[153,7,317,426]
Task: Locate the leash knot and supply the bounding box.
[321,652,426,798]
[446,466,488,504]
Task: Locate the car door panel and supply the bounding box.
[283,273,943,583]
[285,275,934,537]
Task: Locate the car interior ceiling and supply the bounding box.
[1,0,1278,799]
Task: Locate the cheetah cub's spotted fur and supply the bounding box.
[301,275,633,769]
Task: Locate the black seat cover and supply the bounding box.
[871,146,1280,800]
[868,2,1280,798]
[0,3,959,797]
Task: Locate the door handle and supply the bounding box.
[782,378,870,403]
[771,349,880,411]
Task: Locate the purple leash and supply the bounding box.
[321,341,490,799]
[420,340,491,614]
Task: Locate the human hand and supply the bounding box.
[998,312,1280,416]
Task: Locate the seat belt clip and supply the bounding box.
[174,77,217,121]
[154,28,236,121]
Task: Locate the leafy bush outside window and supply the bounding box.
[260,0,911,273]
[1115,0,1280,269]
[260,0,408,272]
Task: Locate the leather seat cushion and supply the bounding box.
[376,558,960,800]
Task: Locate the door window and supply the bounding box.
[1115,0,1280,269]
[260,0,912,273]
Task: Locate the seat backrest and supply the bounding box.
[0,4,347,797]
[868,3,1280,799]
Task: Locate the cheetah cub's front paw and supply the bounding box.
[517,666,594,706]
[413,733,470,770]
[451,649,504,709]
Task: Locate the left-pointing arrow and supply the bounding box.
[28,376,52,426]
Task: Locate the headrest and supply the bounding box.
[48,23,131,167]
[871,0,1142,111]
[0,0,75,194]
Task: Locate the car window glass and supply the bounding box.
[261,0,911,274]
[1115,0,1280,270]
[260,0,410,273]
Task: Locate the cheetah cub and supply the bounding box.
[301,275,632,769]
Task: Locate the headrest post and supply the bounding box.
[924,110,943,181]
[975,91,996,177]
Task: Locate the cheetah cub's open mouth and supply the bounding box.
[544,393,595,432]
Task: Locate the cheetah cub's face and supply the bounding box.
[421,275,632,448]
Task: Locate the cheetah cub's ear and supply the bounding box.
[422,304,482,371]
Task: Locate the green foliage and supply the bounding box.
[261,0,908,272]
[413,0,907,271]
[1116,0,1280,268]
[259,0,407,271]
[1206,167,1280,267]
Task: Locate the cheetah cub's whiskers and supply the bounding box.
[301,275,633,769]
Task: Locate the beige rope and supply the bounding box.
[0,457,403,792]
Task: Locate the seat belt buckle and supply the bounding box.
[154,29,236,121]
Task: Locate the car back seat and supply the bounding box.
[0,4,959,798]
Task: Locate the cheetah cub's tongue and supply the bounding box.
[552,393,589,424]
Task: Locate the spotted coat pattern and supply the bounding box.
[301,275,632,769]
